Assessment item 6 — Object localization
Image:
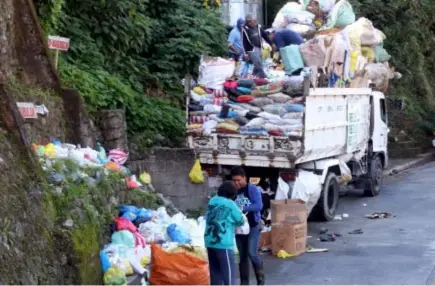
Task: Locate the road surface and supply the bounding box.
[262,162,435,285]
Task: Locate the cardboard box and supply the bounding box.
[271,199,307,224]
[271,222,307,257]
[258,231,272,250]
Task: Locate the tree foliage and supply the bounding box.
[35,0,227,148]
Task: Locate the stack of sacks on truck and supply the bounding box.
[271,0,401,92]
[188,59,308,137]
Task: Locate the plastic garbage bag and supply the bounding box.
[189,159,205,184]
[272,2,303,29]
[245,118,266,129]
[156,207,171,224]
[299,38,327,67]
[291,170,322,215]
[115,217,138,233]
[121,212,137,221]
[322,0,355,29]
[100,249,112,273]
[167,223,191,244]
[263,104,287,116]
[111,231,136,248]
[284,104,305,113]
[275,177,290,200]
[138,172,151,185]
[104,267,127,285]
[258,112,282,121]
[375,44,391,63]
[250,97,274,107]
[285,10,315,25]
[235,215,250,235]
[149,244,209,285]
[267,93,292,104]
[280,45,304,74]
[139,221,167,243]
[286,23,316,36]
[198,56,235,90]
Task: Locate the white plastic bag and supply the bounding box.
[198,56,235,90]
[286,23,316,35]
[274,177,290,200]
[235,215,250,235]
[286,11,315,25]
[291,170,322,215]
[272,2,303,29]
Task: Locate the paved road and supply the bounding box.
[262,162,435,285]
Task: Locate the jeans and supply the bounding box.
[235,224,262,266]
[207,248,237,285]
[248,47,267,78]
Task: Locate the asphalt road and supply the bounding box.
[262,162,435,285]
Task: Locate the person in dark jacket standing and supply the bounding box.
[241,14,272,78]
[231,167,265,285]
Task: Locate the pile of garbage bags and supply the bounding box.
[101,205,211,285]
[271,0,401,91]
[189,58,309,137]
[33,140,149,190]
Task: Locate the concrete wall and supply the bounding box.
[128,148,213,212]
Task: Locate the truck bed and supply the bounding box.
[188,88,372,168]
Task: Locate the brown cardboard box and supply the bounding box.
[271,199,307,224]
[258,231,272,250]
[271,222,307,257]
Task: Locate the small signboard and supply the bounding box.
[48,36,70,51]
[17,102,37,119]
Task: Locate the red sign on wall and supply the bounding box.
[17,102,37,119]
[48,36,70,51]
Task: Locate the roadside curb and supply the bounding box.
[383,152,435,176]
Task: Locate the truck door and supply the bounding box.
[372,94,389,154]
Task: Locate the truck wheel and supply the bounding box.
[311,173,339,221]
[364,156,383,197]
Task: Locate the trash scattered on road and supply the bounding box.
[342,213,349,218]
[362,204,367,207]
[306,245,328,253]
[319,233,336,242]
[333,215,343,220]
[319,227,328,234]
[348,229,363,235]
[365,212,394,219]
[277,249,296,259]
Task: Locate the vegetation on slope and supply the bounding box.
[35,0,227,148]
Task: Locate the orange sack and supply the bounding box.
[149,244,210,285]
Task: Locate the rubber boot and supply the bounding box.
[253,263,265,285]
[239,262,250,285]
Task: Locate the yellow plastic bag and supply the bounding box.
[361,46,375,63]
[139,172,151,185]
[103,267,127,285]
[193,86,206,95]
[189,159,205,184]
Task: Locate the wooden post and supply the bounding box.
[54,49,59,69]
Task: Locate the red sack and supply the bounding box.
[149,245,210,285]
[115,217,137,233]
[253,78,269,86]
[223,80,238,89]
[237,95,254,103]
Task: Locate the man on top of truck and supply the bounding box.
[241,14,272,78]
[231,167,265,285]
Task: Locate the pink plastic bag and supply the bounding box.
[115,217,138,233]
[108,148,129,165]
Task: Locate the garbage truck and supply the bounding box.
[187,86,389,221]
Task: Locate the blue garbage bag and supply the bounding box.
[137,208,153,221]
[280,45,304,74]
[100,249,111,273]
[284,104,305,113]
[111,230,135,248]
[119,205,139,216]
[167,224,191,244]
[121,211,137,221]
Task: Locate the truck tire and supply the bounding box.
[311,173,339,221]
[364,156,383,197]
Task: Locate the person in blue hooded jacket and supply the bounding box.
[231,166,265,285]
[228,18,245,61]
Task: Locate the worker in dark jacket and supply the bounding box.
[241,14,272,78]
